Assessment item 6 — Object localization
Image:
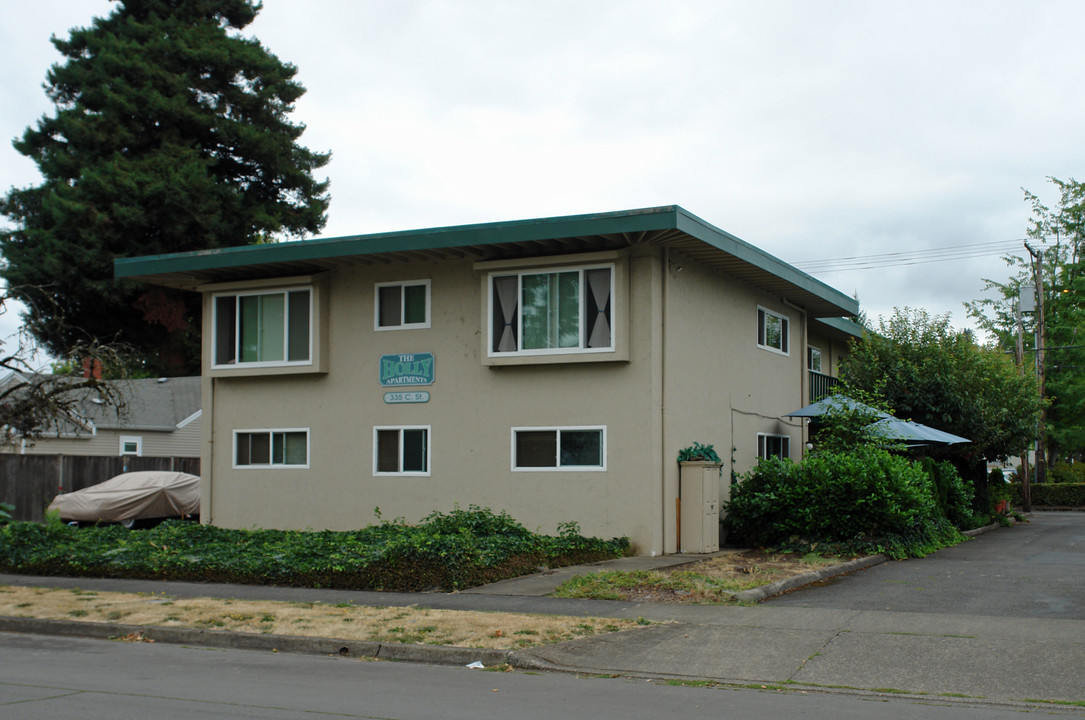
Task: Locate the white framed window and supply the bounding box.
[119,435,142,457]
[808,346,823,373]
[213,287,312,368]
[490,265,613,357]
[757,433,790,461]
[512,426,606,471]
[375,280,431,330]
[374,426,430,476]
[757,307,790,355]
[234,429,310,468]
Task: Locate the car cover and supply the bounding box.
[47,471,200,523]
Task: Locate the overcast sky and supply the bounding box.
[3,0,1084,363]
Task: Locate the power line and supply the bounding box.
[793,239,1027,273]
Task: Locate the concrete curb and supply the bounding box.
[732,554,887,603]
[0,616,513,668]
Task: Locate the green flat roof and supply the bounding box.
[115,205,859,318]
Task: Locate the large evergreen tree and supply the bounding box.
[0,0,330,374]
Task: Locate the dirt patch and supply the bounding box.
[552,549,852,604]
[0,585,643,650]
[679,549,843,580]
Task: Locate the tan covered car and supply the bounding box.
[48,471,200,528]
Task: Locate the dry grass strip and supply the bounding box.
[0,584,643,650]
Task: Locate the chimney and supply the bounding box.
[82,358,103,379]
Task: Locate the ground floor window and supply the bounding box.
[512,426,606,470]
[235,429,309,468]
[119,435,142,457]
[374,426,430,475]
[757,433,790,461]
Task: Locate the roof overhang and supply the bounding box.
[115,205,859,318]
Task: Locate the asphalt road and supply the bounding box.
[766,511,1085,619]
[1,632,1075,719]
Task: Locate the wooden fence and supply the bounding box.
[0,455,200,522]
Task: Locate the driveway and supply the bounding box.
[766,511,1085,620]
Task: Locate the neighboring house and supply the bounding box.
[0,375,201,459]
[116,206,859,555]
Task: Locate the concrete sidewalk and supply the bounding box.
[3,537,1084,709]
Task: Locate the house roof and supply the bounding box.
[0,374,201,435]
[115,205,859,318]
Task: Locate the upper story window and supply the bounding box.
[808,346,823,373]
[375,280,430,331]
[213,288,312,368]
[490,265,613,356]
[757,307,789,355]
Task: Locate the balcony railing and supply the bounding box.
[809,370,839,403]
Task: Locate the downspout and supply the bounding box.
[660,246,668,557]
[784,299,808,454]
[206,377,214,525]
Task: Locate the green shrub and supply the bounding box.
[725,446,963,559]
[0,506,629,591]
[1014,483,1085,507]
[0,502,13,525]
[677,442,721,463]
[1049,462,1085,484]
[924,458,981,529]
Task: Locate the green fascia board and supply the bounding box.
[672,207,858,316]
[115,204,858,315]
[813,316,867,338]
[114,206,680,279]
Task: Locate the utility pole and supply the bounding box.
[1015,296,1031,511]
[1025,243,1047,487]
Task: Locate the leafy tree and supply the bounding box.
[0,0,330,374]
[966,177,1085,466]
[841,307,1042,508]
[0,292,131,445]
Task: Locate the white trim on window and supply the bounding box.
[488,264,615,358]
[808,345,823,373]
[233,428,310,469]
[212,287,314,369]
[373,425,431,477]
[374,280,431,331]
[119,435,142,457]
[757,306,790,355]
[511,426,607,471]
[757,432,791,460]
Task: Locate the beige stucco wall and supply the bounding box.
[807,325,853,377]
[658,249,807,552]
[198,245,821,555]
[201,250,669,554]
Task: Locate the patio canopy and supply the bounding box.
[784,395,890,419]
[785,396,970,446]
[867,417,971,445]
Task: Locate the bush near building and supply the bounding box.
[0,506,628,591]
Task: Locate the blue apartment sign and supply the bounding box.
[379,352,435,387]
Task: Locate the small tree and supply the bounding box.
[966,177,1085,467]
[0,291,130,445]
[841,307,1042,510]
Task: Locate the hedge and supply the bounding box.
[0,506,629,591]
[1012,483,1085,508]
